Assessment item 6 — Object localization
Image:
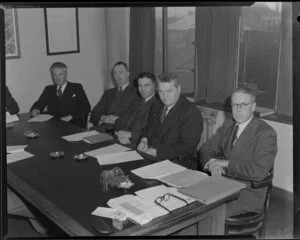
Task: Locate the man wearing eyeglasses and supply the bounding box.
[199,86,277,217]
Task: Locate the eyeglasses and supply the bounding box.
[231,101,254,110]
[154,193,189,213]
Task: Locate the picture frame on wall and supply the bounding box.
[5,8,21,59]
[44,7,80,55]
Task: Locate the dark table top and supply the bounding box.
[6,113,238,236]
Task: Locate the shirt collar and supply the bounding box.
[144,93,155,103]
[120,83,129,91]
[236,115,253,136]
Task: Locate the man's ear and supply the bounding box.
[251,101,256,112]
[177,85,181,94]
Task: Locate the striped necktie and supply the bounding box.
[57,87,63,97]
[231,124,239,148]
[160,106,168,124]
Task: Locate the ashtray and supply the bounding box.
[24,131,39,139]
[50,151,64,159]
[74,153,89,161]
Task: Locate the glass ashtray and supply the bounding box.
[50,151,64,159]
[24,131,39,138]
[74,153,89,161]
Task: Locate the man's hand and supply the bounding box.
[119,136,131,145]
[116,131,132,145]
[60,115,73,122]
[207,159,229,172]
[137,138,148,152]
[30,109,40,117]
[100,115,107,124]
[105,115,119,124]
[145,147,157,157]
[210,165,224,176]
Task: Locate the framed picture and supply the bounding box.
[5,8,21,59]
[44,8,80,55]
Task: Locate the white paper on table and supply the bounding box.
[6,112,19,123]
[7,145,28,154]
[7,151,34,164]
[85,143,130,158]
[91,207,127,221]
[28,114,54,122]
[131,160,186,179]
[135,185,195,212]
[61,130,99,142]
[96,151,143,166]
[158,169,209,188]
[107,194,167,225]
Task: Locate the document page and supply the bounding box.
[91,207,127,221]
[6,112,19,123]
[131,160,186,179]
[135,185,195,212]
[62,130,99,142]
[28,114,53,122]
[158,169,209,188]
[7,151,34,164]
[97,151,143,165]
[107,194,167,225]
[179,175,247,205]
[7,145,28,154]
[85,143,130,158]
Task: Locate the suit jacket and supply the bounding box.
[6,86,19,115]
[143,96,203,169]
[30,82,91,125]
[89,84,138,128]
[114,94,163,144]
[199,117,277,213]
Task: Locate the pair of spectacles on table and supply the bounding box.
[154,193,189,213]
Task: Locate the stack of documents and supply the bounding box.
[6,145,34,164]
[85,143,130,158]
[135,185,195,212]
[28,114,53,122]
[131,160,209,188]
[62,130,99,142]
[6,112,19,123]
[82,133,113,144]
[95,151,143,166]
[179,175,246,205]
[107,194,167,225]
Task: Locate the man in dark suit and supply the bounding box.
[114,72,163,146]
[6,86,20,115]
[137,72,203,169]
[199,86,277,217]
[30,62,91,128]
[89,61,138,132]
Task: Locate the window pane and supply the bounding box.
[167,7,195,94]
[238,2,282,109]
[154,7,163,75]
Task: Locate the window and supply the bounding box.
[155,7,196,94]
[237,2,282,109]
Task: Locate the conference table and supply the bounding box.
[6,113,240,236]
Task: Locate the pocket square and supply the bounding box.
[72,94,76,97]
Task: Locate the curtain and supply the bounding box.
[196,7,241,104]
[276,2,292,116]
[129,7,156,83]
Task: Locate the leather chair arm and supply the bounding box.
[251,173,273,189]
[225,212,264,226]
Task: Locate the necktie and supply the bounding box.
[231,124,239,148]
[57,87,63,97]
[160,106,168,124]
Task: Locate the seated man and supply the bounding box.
[6,89,47,235]
[137,72,203,169]
[6,86,20,115]
[89,61,138,133]
[199,86,277,218]
[30,62,91,128]
[114,72,163,146]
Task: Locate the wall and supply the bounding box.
[6,7,109,113]
[198,106,293,193]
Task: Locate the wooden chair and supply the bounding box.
[225,170,274,238]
